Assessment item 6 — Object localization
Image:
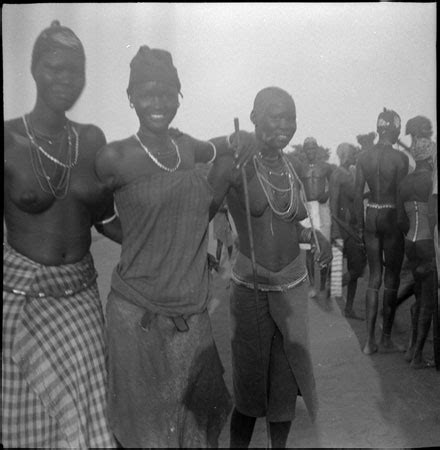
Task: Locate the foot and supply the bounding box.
[308,288,317,299]
[379,336,405,353]
[410,358,435,369]
[363,341,378,355]
[404,346,415,362]
[343,310,364,321]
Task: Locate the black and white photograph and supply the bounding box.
[2,3,438,448]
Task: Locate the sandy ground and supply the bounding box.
[91,230,440,448]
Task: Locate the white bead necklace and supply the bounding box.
[22,115,79,169]
[134,133,181,172]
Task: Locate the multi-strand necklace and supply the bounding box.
[134,132,181,172]
[22,115,79,199]
[253,151,301,223]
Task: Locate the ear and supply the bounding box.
[250,110,256,125]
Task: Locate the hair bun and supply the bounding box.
[51,20,61,27]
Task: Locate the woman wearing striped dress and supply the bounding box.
[95,45,255,448]
[3,21,120,448]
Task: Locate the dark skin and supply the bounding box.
[397,158,435,369]
[95,80,251,205]
[329,148,364,320]
[4,47,121,266]
[208,90,332,449]
[301,145,333,294]
[354,126,409,354]
[209,99,332,272]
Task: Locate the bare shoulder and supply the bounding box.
[4,117,26,144]
[70,121,106,151]
[395,148,409,164]
[96,137,131,166]
[170,128,202,152]
[356,149,370,165]
[325,161,335,174]
[330,166,344,183]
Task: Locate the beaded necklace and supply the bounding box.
[134,133,181,172]
[23,115,79,168]
[253,152,301,222]
[23,115,79,199]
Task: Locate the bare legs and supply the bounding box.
[307,250,329,298]
[380,287,404,351]
[306,250,317,297]
[363,288,379,354]
[363,215,404,355]
[342,272,363,320]
[229,408,256,448]
[229,408,292,448]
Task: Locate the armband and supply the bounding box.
[206,141,217,164]
[96,213,118,226]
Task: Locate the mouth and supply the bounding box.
[276,134,291,143]
[52,89,75,100]
[150,113,166,120]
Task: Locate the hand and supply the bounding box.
[317,191,329,203]
[207,253,220,272]
[229,130,256,169]
[313,231,333,268]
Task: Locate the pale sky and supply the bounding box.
[2,3,437,163]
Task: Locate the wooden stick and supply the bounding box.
[235,118,270,448]
[235,118,259,300]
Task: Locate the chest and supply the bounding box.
[116,137,196,187]
[304,164,327,179]
[231,167,294,217]
[5,137,106,213]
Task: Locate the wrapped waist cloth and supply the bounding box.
[230,252,317,421]
[2,244,115,448]
[106,291,232,448]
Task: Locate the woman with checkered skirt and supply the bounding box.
[3,21,120,448]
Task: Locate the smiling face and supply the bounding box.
[252,92,297,151]
[129,80,179,135]
[32,47,85,113]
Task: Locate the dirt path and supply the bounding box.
[91,233,440,448]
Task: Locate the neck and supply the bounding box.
[30,101,67,135]
[378,136,395,147]
[257,142,281,160]
[137,125,169,143]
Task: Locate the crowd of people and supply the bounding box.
[3,20,438,449]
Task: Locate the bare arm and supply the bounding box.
[207,131,257,221]
[329,172,341,239]
[354,160,366,234]
[207,148,235,221]
[396,180,409,235]
[94,144,123,244]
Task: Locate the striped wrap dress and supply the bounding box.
[106,167,232,448]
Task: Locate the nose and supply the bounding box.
[55,69,74,85]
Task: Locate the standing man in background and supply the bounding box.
[300,137,334,298]
[354,108,409,355]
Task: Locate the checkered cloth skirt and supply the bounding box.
[2,244,116,448]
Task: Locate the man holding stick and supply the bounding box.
[208,87,332,448]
